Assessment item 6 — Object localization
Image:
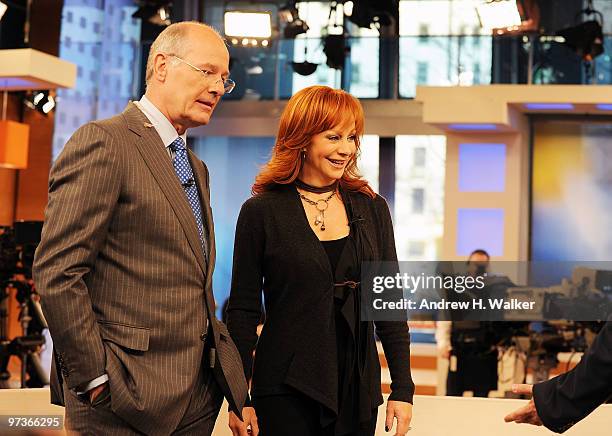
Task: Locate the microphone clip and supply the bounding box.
[349,215,365,225]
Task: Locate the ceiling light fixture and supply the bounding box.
[24,91,55,115]
[557,1,604,62]
[224,10,272,47]
[132,1,172,26]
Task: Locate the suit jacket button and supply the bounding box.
[200,332,207,341]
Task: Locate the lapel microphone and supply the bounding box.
[349,215,365,225]
[182,178,195,189]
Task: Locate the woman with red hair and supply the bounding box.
[226,86,414,436]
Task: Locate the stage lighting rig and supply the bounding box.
[557,0,604,62]
[347,0,398,31]
[323,33,347,70]
[24,91,55,115]
[224,10,272,47]
[279,2,309,39]
[290,39,318,76]
[132,1,172,26]
[291,60,318,76]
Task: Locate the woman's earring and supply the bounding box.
[301,149,306,159]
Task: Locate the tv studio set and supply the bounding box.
[0,0,611,435]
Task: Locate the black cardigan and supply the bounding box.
[226,183,415,415]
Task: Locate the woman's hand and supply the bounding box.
[229,407,259,436]
[385,400,412,435]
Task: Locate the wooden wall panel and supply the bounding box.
[0,93,24,225]
[0,169,17,225]
[14,109,53,221]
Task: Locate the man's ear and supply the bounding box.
[153,53,169,83]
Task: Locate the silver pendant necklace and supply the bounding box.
[298,190,336,231]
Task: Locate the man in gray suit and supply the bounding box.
[33,21,248,435]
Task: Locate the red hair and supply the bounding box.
[252,86,375,199]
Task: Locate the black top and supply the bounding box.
[533,321,612,434]
[321,237,348,273]
[322,235,357,433]
[226,183,415,422]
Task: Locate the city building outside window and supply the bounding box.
[395,135,446,260]
[53,0,141,160]
[399,0,492,97]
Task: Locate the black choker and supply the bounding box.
[294,179,338,194]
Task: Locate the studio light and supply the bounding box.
[291,43,318,76]
[278,3,294,24]
[476,0,522,32]
[132,1,172,27]
[323,34,348,70]
[279,2,309,39]
[290,61,318,76]
[0,2,8,22]
[343,1,354,17]
[557,1,604,62]
[224,11,272,46]
[24,91,55,115]
[347,0,397,30]
[284,18,309,38]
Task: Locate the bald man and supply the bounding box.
[33,22,247,435]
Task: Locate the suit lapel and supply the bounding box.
[188,151,219,323]
[187,152,221,346]
[122,103,208,277]
[188,150,215,275]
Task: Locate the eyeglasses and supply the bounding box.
[170,55,236,94]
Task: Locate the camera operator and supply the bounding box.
[504,320,612,433]
[436,249,498,397]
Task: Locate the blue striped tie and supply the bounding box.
[169,137,208,262]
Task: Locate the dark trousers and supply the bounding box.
[63,366,223,436]
[446,350,497,398]
[254,393,377,436]
[446,372,490,397]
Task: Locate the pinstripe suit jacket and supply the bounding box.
[32,103,247,435]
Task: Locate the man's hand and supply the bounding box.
[88,382,108,404]
[504,384,543,426]
[385,400,412,435]
[229,407,259,436]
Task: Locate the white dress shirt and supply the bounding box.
[134,95,187,157]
